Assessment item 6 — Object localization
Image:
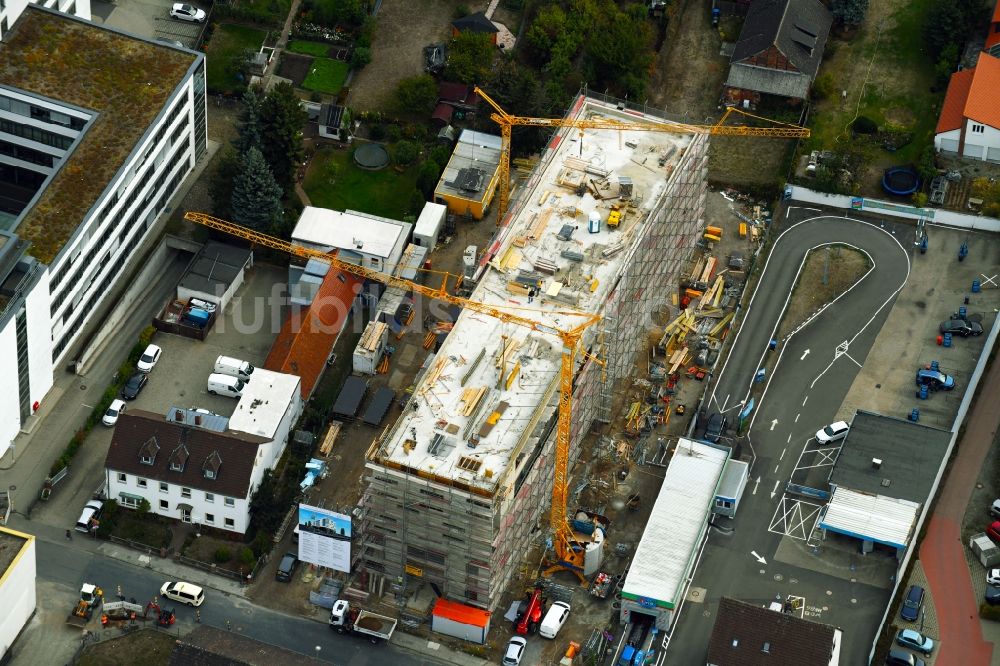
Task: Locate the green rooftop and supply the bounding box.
[0,8,197,265]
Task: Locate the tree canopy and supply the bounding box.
[231,147,284,233]
[444,31,496,84]
[259,82,307,193]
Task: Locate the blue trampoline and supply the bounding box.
[882,166,920,196]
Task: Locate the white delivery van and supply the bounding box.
[539,601,570,639]
[214,355,254,380]
[207,373,245,398]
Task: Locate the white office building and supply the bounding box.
[291,206,412,276]
[0,7,208,459]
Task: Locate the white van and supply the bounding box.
[539,601,570,639]
[207,373,245,398]
[160,581,205,607]
[214,355,254,380]
[75,499,103,533]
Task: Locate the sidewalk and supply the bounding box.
[918,355,1000,665]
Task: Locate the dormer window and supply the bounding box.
[168,443,189,472]
[203,450,222,480]
[138,436,159,466]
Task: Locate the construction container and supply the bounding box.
[414,202,447,249]
[353,321,389,375]
[431,598,491,644]
[970,533,1000,567]
[588,211,601,233]
[705,226,723,237]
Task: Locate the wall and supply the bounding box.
[0,531,35,661]
[785,184,1000,232]
[25,268,53,419]
[960,119,1000,162]
[75,239,170,374]
[0,316,20,461]
[107,471,251,534]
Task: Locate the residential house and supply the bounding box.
[451,12,498,45]
[987,0,1000,57]
[105,410,269,534]
[934,52,1000,163]
[706,597,841,665]
[723,0,832,105]
[105,371,301,534]
[291,207,412,276]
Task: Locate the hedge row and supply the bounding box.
[49,326,156,476]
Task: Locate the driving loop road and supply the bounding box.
[668,212,913,665]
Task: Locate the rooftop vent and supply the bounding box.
[871,457,882,471]
[762,642,771,654]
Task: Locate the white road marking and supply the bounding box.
[786,433,792,443]
[771,479,780,498]
[800,349,810,360]
[779,448,786,461]
[794,413,800,423]
[753,476,761,495]
[751,550,767,565]
[774,464,779,474]
[770,419,779,431]
[802,396,808,406]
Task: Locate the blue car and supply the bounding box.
[900,584,924,622]
[915,368,955,391]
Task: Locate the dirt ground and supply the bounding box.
[778,246,872,339]
[647,0,793,188]
[78,629,175,666]
[277,53,312,88]
[346,0,468,112]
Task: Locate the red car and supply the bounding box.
[987,521,1000,544]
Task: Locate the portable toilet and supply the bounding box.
[588,211,601,233]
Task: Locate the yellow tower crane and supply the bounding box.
[184,212,601,584]
[472,86,812,219]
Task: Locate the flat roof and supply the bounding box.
[820,486,919,549]
[371,95,697,492]
[227,368,301,439]
[178,241,252,295]
[622,439,728,605]
[829,410,951,504]
[414,202,447,236]
[0,8,197,265]
[0,525,33,580]
[435,130,503,202]
[293,207,408,259]
[717,458,749,500]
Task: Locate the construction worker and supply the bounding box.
[101,614,108,628]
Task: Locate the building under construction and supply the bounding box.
[359,94,709,611]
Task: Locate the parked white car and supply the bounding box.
[136,344,161,373]
[102,399,126,426]
[815,420,849,443]
[170,3,205,21]
[988,569,1000,586]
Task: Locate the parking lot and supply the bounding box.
[92,0,207,48]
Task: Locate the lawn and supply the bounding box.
[288,39,332,57]
[304,147,420,219]
[805,0,940,175]
[78,629,175,666]
[205,24,269,95]
[302,58,350,94]
[108,510,172,549]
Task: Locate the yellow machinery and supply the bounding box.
[472,86,812,219]
[184,212,601,584]
[606,204,622,229]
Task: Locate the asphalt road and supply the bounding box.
[20,532,448,666]
[667,210,912,664]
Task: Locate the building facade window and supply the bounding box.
[159,482,168,493]
[205,493,214,503]
[120,495,140,508]
[224,518,234,529]
[972,123,985,134]
[205,513,215,524]
[117,472,127,483]
[159,500,168,510]
[181,487,191,498]
[137,478,147,488]
[224,497,235,508]
[14,307,30,425]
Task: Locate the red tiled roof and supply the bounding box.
[936,67,975,134]
[965,52,1000,127]
[264,269,362,399]
[993,0,1000,23]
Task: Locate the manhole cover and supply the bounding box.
[80,384,87,390]
[774,574,783,582]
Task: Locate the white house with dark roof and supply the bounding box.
[105,410,268,534]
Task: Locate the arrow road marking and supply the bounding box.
[800,349,810,360]
[751,551,767,565]
[753,476,761,495]
[771,479,780,499]
[770,419,779,431]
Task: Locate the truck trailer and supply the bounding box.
[329,599,397,644]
